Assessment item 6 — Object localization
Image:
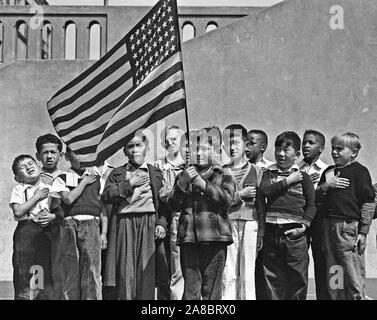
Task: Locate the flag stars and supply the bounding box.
[131,43,135,51]
[164,31,169,38]
[130,34,134,41]
[133,52,138,59]
[162,21,167,29]
[167,6,172,13]
[141,24,146,31]
[135,28,140,36]
[158,36,163,43]
[157,26,161,33]
[168,16,173,23]
[170,44,176,52]
[142,34,146,41]
[136,39,141,46]
[147,18,151,25]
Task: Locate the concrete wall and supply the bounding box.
[1,0,377,280]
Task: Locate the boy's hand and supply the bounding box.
[34,187,49,201]
[37,210,55,227]
[138,184,151,194]
[354,234,366,255]
[284,224,307,239]
[327,172,350,189]
[179,166,198,189]
[257,235,263,251]
[155,225,166,240]
[286,170,302,185]
[100,234,108,250]
[192,174,206,191]
[81,173,97,186]
[129,172,149,188]
[309,172,321,184]
[239,186,257,200]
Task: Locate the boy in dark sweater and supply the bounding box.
[259,131,315,300]
[51,148,107,300]
[316,132,375,300]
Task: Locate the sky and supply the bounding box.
[48,0,284,7]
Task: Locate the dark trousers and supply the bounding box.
[323,218,364,300]
[60,218,102,300]
[156,236,171,300]
[307,216,330,300]
[263,223,309,300]
[12,220,53,300]
[255,249,268,300]
[180,242,227,300]
[115,213,156,300]
[44,222,63,300]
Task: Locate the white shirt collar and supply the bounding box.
[298,158,327,170]
[268,163,300,173]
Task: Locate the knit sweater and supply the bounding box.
[58,171,101,217]
[259,168,316,226]
[316,162,375,233]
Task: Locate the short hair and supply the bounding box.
[36,134,63,153]
[331,132,361,151]
[12,154,37,176]
[197,126,222,148]
[304,129,325,147]
[247,129,268,146]
[275,131,301,152]
[123,129,149,148]
[222,124,248,142]
[160,125,181,142]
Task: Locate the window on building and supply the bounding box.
[65,22,76,60]
[182,22,195,42]
[16,21,28,60]
[206,21,218,33]
[41,22,52,59]
[89,22,101,60]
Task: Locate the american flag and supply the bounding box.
[47,0,186,167]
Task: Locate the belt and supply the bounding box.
[266,222,303,230]
[64,215,99,221]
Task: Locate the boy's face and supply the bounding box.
[124,136,148,165]
[15,158,40,184]
[275,141,300,170]
[331,144,357,166]
[223,135,245,161]
[36,143,62,173]
[302,134,324,162]
[246,133,265,161]
[195,140,215,169]
[164,129,182,156]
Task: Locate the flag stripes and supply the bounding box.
[47,0,186,167]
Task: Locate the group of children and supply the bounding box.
[9,125,376,300]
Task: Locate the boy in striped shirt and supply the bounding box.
[221,124,264,300]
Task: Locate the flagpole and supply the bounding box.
[173,0,191,164]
